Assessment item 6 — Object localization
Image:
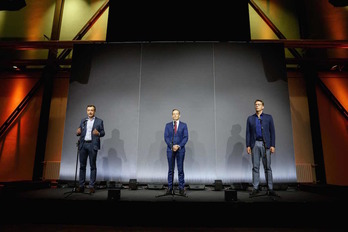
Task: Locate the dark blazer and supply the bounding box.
[246,113,275,149]
[78,117,105,150]
[164,121,188,153]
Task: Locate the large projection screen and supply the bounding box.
[60,42,297,185]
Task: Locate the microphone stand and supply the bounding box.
[156,121,187,198]
[64,139,89,198]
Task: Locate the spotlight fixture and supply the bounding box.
[330,64,344,71]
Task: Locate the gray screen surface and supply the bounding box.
[60,42,296,184]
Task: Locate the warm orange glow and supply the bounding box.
[316,84,348,185]
[321,77,348,112]
[327,12,347,40]
[8,80,27,116]
[0,79,41,182]
[0,78,36,131]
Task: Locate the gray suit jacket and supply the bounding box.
[78,117,105,150]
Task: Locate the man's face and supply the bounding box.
[254,101,264,112]
[87,107,96,118]
[172,110,180,121]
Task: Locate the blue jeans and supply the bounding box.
[79,142,97,188]
[251,141,273,190]
[167,151,185,190]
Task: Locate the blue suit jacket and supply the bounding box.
[246,113,275,149]
[78,117,105,150]
[164,121,188,153]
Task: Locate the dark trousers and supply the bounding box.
[79,142,97,188]
[167,151,185,190]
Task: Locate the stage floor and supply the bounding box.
[0,183,347,231]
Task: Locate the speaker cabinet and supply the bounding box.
[107,189,120,201]
[225,189,237,201]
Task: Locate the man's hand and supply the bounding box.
[93,128,100,136]
[270,146,275,154]
[172,145,180,152]
[76,127,81,136]
[247,147,251,154]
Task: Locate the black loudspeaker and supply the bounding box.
[107,181,115,188]
[214,180,223,191]
[107,189,120,201]
[0,0,26,11]
[107,0,250,42]
[188,184,205,190]
[147,184,164,190]
[225,189,237,201]
[329,0,348,7]
[129,179,137,190]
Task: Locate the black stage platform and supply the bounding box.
[0,181,347,231]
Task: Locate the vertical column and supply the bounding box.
[32,0,65,181]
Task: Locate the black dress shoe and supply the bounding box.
[179,189,186,196]
[249,188,259,197]
[166,189,173,195]
[75,187,84,193]
[267,190,278,196]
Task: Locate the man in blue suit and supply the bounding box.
[164,109,188,196]
[76,105,105,194]
[246,99,277,197]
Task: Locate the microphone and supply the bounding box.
[82,119,87,129]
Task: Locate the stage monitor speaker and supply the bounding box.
[273,183,288,191]
[107,189,120,201]
[98,181,107,189]
[0,0,26,11]
[129,179,138,190]
[147,184,164,190]
[230,183,249,190]
[188,184,205,190]
[115,183,123,189]
[225,189,237,201]
[107,181,115,188]
[214,180,223,191]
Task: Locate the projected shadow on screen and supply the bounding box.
[185,131,207,181]
[151,131,167,178]
[226,124,251,181]
[98,129,127,181]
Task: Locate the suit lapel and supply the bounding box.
[92,117,97,130]
[177,122,182,134]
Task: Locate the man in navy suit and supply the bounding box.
[76,105,105,194]
[246,99,277,197]
[164,109,188,196]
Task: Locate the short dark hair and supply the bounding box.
[254,99,264,106]
[172,109,180,114]
[87,105,96,111]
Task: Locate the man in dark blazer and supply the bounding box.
[76,105,105,194]
[246,99,277,197]
[164,109,189,196]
